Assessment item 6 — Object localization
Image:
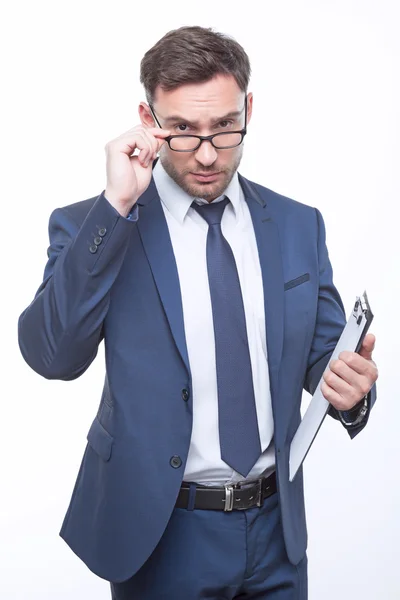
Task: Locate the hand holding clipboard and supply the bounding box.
[289,291,374,482]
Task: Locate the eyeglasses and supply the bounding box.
[149,97,247,152]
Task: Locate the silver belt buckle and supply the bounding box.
[224,484,234,511]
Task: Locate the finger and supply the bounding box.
[334,355,378,392]
[329,358,370,386]
[143,126,171,139]
[156,136,169,153]
[325,362,371,397]
[323,369,357,399]
[321,381,362,410]
[141,127,171,154]
[120,128,167,163]
[124,131,154,166]
[359,333,376,361]
[321,380,341,407]
[337,351,373,376]
[321,379,360,411]
[140,128,161,160]
[107,130,152,163]
[110,126,170,154]
[320,381,349,411]
[119,126,170,144]
[114,125,170,139]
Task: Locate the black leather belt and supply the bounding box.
[175,471,277,511]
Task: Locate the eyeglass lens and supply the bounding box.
[169,132,243,151]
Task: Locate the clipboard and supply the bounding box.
[289,291,374,482]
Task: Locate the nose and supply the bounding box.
[194,140,218,167]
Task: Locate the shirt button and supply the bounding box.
[98,228,107,236]
[93,236,103,245]
[170,456,182,469]
[89,245,98,254]
[181,388,190,402]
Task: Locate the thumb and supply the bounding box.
[359,333,375,360]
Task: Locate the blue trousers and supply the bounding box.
[110,491,307,599]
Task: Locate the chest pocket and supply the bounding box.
[284,273,310,291]
[283,272,312,353]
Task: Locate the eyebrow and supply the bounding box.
[162,109,243,126]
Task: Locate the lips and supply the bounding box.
[191,172,221,182]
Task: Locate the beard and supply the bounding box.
[159,145,244,202]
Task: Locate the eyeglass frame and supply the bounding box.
[148,96,248,152]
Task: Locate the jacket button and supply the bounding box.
[182,388,190,402]
[94,236,103,245]
[89,245,98,254]
[98,228,107,236]
[170,455,182,469]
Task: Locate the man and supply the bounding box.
[18,25,378,599]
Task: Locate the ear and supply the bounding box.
[246,92,253,125]
[139,102,156,128]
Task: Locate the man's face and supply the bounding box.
[141,75,253,202]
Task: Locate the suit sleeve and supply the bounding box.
[303,208,376,438]
[18,193,137,381]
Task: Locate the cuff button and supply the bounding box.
[89,245,98,254]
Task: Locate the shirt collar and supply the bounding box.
[152,160,241,225]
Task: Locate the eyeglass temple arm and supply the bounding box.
[148,104,163,130]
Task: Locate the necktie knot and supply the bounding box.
[192,197,230,226]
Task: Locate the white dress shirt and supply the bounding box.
[153,161,276,486]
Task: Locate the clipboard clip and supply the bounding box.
[359,291,369,313]
[353,291,370,325]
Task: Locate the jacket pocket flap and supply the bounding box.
[284,273,310,291]
[87,417,114,461]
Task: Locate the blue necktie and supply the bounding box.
[192,198,262,477]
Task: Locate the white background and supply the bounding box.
[1,1,399,598]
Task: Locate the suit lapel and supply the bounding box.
[239,175,284,407]
[136,177,190,375]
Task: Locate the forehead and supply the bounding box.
[153,74,244,120]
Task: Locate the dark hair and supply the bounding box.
[140,26,251,105]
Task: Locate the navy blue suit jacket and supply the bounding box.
[18,172,375,582]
